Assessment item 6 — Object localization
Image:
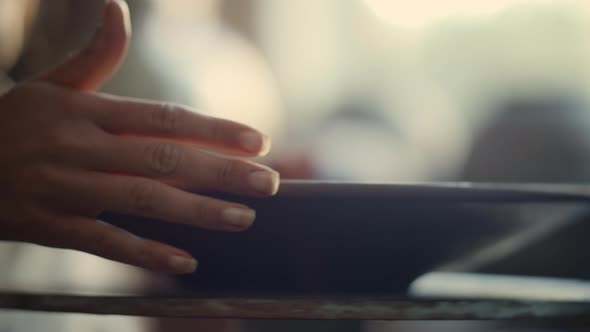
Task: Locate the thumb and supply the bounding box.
[38,0,131,92]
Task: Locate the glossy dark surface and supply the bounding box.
[99,181,587,297]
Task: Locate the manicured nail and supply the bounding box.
[249,170,280,195]
[112,0,132,36]
[222,207,256,229]
[259,134,271,156]
[239,132,271,155]
[168,255,198,274]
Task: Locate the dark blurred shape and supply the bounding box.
[102,184,553,297]
[476,210,590,279]
[462,96,590,282]
[220,0,258,43]
[8,0,182,103]
[8,0,103,80]
[99,0,179,101]
[463,96,590,183]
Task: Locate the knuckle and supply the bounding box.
[144,142,182,175]
[45,221,80,249]
[30,164,60,194]
[205,117,224,141]
[45,124,87,157]
[91,230,113,256]
[43,86,81,118]
[129,180,158,213]
[216,159,238,187]
[133,242,149,260]
[46,124,74,149]
[151,103,180,134]
[192,201,212,226]
[55,89,79,112]
[133,243,155,268]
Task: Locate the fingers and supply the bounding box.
[90,136,279,196]
[86,94,270,156]
[58,171,257,232]
[37,0,131,92]
[41,216,197,274]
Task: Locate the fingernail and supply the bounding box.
[112,0,132,36]
[249,170,280,195]
[259,134,271,156]
[222,207,256,229]
[239,132,271,155]
[168,255,198,274]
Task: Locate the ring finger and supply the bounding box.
[50,170,258,232]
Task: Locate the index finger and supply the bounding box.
[86,93,271,156]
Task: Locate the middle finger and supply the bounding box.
[88,135,279,196]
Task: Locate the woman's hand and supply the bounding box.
[0,0,279,274]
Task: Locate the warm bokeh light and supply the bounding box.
[191,36,284,141]
[0,0,38,71]
[143,0,283,143]
[364,0,564,31]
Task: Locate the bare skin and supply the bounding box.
[0,0,280,274]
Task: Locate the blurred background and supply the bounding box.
[5,0,590,184]
[2,0,590,182]
[3,0,590,331]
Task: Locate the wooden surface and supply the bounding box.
[2,292,590,320]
